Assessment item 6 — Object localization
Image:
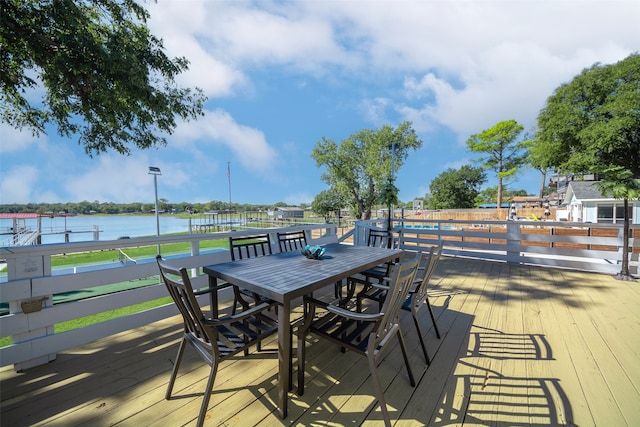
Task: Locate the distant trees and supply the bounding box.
[311,188,348,222]
[474,187,528,206]
[426,165,486,209]
[0,201,283,215]
[466,120,529,209]
[312,122,422,219]
[1,0,205,155]
[532,53,640,280]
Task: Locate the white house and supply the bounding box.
[563,181,639,224]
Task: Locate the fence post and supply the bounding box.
[4,252,56,371]
[505,221,521,264]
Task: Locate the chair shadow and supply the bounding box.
[468,326,554,360]
[426,323,574,426]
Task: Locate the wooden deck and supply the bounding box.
[2,257,639,426]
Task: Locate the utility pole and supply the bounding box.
[227,162,232,205]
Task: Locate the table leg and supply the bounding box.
[208,277,219,318]
[277,301,291,419]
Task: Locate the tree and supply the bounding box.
[311,122,422,220]
[522,129,553,199]
[534,53,640,280]
[466,120,529,210]
[311,188,348,223]
[427,165,486,209]
[1,0,206,156]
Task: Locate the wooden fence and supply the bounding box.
[355,218,639,275]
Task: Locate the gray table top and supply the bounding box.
[203,243,403,304]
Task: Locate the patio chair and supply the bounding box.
[277,230,307,252]
[297,252,420,427]
[356,243,443,364]
[229,234,274,314]
[340,228,401,303]
[156,256,278,427]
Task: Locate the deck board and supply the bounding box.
[2,257,640,426]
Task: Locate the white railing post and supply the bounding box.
[505,221,522,264]
[4,251,56,371]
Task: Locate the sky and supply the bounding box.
[1,0,639,207]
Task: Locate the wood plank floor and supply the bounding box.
[2,257,639,426]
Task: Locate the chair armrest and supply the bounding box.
[193,281,233,296]
[368,282,390,291]
[326,304,383,322]
[207,301,276,325]
[305,296,383,321]
[304,296,332,309]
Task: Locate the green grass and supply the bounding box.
[54,296,173,333]
[0,296,173,348]
[51,238,228,267]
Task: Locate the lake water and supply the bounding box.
[1,215,196,244]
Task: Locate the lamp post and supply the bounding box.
[148,166,162,254]
[387,143,397,233]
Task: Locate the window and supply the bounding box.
[596,203,632,224]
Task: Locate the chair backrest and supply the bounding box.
[157,255,278,364]
[156,256,214,348]
[229,234,272,260]
[367,228,399,249]
[277,230,307,252]
[372,252,421,349]
[412,243,443,307]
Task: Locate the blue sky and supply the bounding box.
[1,0,639,206]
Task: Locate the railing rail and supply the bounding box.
[0,224,338,371]
[355,218,639,275]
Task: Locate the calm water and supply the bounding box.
[1,215,195,244]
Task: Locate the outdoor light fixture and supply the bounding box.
[148,166,162,254]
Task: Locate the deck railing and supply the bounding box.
[355,218,639,275]
[0,224,338,371]
[2,219,637,372]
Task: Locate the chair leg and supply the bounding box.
[425,299,441,339]
[397,330,416,387]
[367,353,392,427]
[297,331,306,395]
[196,362,218,427]
[166,337,187,399]
[411,312,431,365]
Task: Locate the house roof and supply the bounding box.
[0,213,41,219]
[564,181,606,203]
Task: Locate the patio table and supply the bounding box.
[203,242,403,419]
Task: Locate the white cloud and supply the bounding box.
[206,3,354,72]
[146,1,248,97]
[172,109,278,173]
[146,0,640,142]
[0,165,39,203]
[59,155,197,203]
[0,123,45,153]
